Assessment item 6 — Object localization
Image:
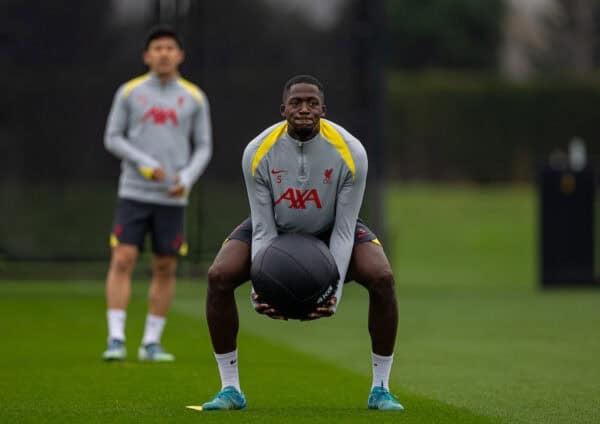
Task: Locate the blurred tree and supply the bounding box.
[501,0,600,78]
[500,0,561,79]
[387,0,506,69]
[552,0,596,73]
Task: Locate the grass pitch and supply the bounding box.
[0,281,497,424]
[1,184,599,423]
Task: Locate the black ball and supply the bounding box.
[250,233,339,320]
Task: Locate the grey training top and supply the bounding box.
[242,119,368,305]
[104,73,212,206]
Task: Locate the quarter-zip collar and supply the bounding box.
[283,124,322,148]
[147,72,179,87]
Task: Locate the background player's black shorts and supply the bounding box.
[225,217,380,247]
[110,198,187,256]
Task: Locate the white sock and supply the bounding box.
[142,314,166,345]
[107,309,126,342]
[372,352,393,390]
[215,350,241,391]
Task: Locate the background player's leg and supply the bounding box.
[106,244,138,310]
[106,244,139,341]
[348,241,398,356]
[103,199,148,360]
[140,254,177,350]
[139,203,184,361]
[206,239,250,353]
[148,254,177,316]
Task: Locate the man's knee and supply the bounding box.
[152,256,177,279]
[207,263,238,294]
[366,266,395,295]
[110,249,137,274]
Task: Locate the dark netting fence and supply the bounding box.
[0,0,385,272]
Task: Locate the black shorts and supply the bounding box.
[110,198,187,256]
[226,217,380,247]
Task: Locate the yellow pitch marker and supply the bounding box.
[185,405,203,412]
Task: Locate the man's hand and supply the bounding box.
[139,166,166,181]
[152,167,166,182]
[302,297,337,321]
[167,175,186,197]
[251,292,287,320]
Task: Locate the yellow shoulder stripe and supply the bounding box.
[178,78,203,105]
[122,74,150,98]
[320,120,356,178]
[251,122,288,176]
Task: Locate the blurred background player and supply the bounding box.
[201,75,403,411]
[102,25,212,362]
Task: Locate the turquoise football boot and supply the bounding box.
[102,339,126,361]
[202,386,247,411]
[368,386,404,411]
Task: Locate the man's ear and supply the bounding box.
[280,104,286,117]
[321,104,327,117]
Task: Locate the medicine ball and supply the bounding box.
[250,233,339,319]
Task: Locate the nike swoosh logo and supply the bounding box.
[271,169,287,174]
[230,360,237,365]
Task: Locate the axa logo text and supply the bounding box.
[141,107,178,126]
[274,188,322,209]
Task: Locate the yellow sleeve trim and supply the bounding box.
[251,122,288,176]
[178,78,204,105]
[139,166,154,180]
[110,233,119,248]
[320,120,356,178]
[122,74,150,98]
[371,238,382,246]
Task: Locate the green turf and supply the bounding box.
[386,184,536,289]
[0,281,493,424]
[1,184,599,423]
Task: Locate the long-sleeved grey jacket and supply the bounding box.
[105,73,212,206]
[242,119,368,305]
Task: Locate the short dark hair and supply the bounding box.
[144,25,183,51]
[282,75,325,101]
